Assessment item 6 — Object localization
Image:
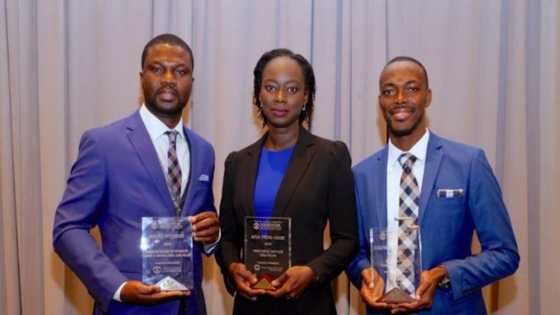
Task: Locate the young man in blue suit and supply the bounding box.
[346,57,519,314]
[53,34,219,315]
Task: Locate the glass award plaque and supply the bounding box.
[369,224,422,303]
[141,217,193,291]
[244,216,291,290]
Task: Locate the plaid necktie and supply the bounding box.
[165,130,182,212]
[396,153,420,295]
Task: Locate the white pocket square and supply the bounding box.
[437,188,464,198]
[198,174,210,182]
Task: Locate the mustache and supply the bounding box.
[157,83,178,95]
[388,105,415,114]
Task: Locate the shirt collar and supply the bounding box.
[139,104,184,142]
[388,129,430,168]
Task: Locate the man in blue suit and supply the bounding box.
[53,34,219,315]
[346,56,519,314]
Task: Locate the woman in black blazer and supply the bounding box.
[216,48,357,315]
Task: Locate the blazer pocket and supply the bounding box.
[433,189,466,212]
[436,188,464,198]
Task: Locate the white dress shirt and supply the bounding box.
[385,129,430,292]
[139,104,190,198]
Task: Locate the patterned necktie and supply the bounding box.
[396,153,420,295]
[165,130,182,212]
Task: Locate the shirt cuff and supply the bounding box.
[203,229,221,254]
[113,281,127,302]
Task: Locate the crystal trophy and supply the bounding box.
[141,216,193,291]
[244,216,291,290]
[369,224,422,304]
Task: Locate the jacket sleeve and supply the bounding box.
[307,142,359,283]
[215,152,241,295]
[52,131,126,312]
[198,144,219,256]
[442,149,519,300]
[345,169,371,288]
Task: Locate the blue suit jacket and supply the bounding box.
[53,111,216,315]
[346,133,519,315]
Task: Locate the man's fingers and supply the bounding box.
[190,211,217,226]
[139,284,160,295]
[191,211,219,243]
[192,218,219,231]
[121,281,189,305]
[154,290,190,299]
[193,225,219,236]
[121,281,164,304]
[193,226,219,241]
[415,279,431,299]
[360,267,375,288]
[193,231,219,243]
[360,286,376,305]
[362,274,373,288]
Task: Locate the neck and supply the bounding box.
[144,103,184,129]
[160,116,181,129]
[390,127,427,152]
[265,125,300,150]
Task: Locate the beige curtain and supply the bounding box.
[1,0,559,314]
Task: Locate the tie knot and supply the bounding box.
[165,130,179,144]
[398,153,417,171]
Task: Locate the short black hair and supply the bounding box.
[253,48,316,128]
[384,56,429,88]
[141,33,194,69]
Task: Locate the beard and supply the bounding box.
[144,87,187,118]
[385,108,424,137]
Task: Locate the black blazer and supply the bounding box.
[216,128,358,315]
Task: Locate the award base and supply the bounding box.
[156,276,189,291]
[252,274,276,290]
[380,288,416,304]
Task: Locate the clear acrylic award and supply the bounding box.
[141,216,193,291]
[244,216,291,290]
[369,223,422,303]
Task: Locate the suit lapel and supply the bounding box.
[125,112,175,213]
[376,148,389,229]
[418,133,444,225]
[242,137,265,217]
[180,127,195,216]
[272,128,315,217]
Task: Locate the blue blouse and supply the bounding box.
[253,145,295,218]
